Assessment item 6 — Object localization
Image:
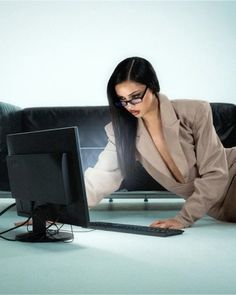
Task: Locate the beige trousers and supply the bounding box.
[211,158,236,222]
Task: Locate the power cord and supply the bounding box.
[0,215,32,241]
[0,202,16,216]
[0,203,94,242]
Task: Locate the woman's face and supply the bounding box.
[115,81,158,118]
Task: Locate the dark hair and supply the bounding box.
[107,56,160,178]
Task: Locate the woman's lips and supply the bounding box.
[130,110,140,115]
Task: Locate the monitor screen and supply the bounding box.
[6,126,90,242]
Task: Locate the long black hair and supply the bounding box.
[107,57,160,178]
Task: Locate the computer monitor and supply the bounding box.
[6,126,90,242]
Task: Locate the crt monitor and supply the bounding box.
[6,126,90,242]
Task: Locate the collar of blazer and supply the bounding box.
[136,93,189,184]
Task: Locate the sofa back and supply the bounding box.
[0,102,22,190]
[0,101,235,192]
[21,106,111,173]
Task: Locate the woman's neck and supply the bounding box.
[142,98,162,131]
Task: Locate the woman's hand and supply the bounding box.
[150,218,185,230]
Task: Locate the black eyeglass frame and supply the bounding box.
[114,85,148,108]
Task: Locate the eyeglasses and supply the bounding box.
[115,86,148,108]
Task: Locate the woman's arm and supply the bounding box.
[150,101,229,229]
[84,123,123,208]
[174,101,229,227]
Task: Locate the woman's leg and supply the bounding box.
[217,147,236,222]
[222,176,236,222]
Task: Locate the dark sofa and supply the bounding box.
[0,101,235,199]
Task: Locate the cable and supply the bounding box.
[60,228,95,233]
[0,203,94,242]
[0,215,32,235]
[23,207,69,241]
[0,215,32,241]
[45,219,74,242]
[62,225,74,243]
[0,235,17,242]
[48,222,96,233]
[0,202,69,241]
[0,202,30,241]
[53,222,96,233]
[0,203,16,216]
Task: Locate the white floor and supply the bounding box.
[0,197,236,294]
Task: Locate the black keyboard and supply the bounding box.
[89,221,184,237]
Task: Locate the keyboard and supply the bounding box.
[89,221,184,237]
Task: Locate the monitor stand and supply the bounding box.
[15,206,73,243]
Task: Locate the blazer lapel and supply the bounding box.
[136,93,189,183]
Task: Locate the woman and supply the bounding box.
[84,56,236,229]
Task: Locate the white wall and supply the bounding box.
[0,0,235,108]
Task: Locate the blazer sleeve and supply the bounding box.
[174,102,229,227]
[84,122,123,208]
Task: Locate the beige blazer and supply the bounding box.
[84,93,236,227]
